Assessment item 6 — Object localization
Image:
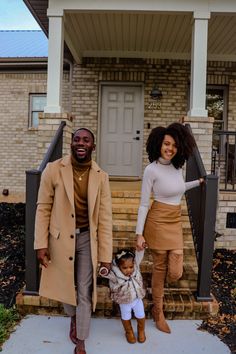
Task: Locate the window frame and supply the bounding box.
[29,93,46,128]
[206,85,228,157]
[206,85,228,132]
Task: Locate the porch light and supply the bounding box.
[150,83,162,100]
[2,188,9,196]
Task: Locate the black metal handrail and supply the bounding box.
[212,130,236,191]
[185,124,218,301]
[24,121,66,295]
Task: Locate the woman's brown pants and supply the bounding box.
[150,250,183,333]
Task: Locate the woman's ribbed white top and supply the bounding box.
[136,160,200,235]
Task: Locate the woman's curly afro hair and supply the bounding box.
[146,122,196,169]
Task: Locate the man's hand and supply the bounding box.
[99,262,111,276]
[37,248,51,268]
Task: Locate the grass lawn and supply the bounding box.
[0,304,21,350]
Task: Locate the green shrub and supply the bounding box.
[0,304,20,350]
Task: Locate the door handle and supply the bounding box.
[133,137,140,140]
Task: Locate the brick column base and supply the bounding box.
[37,113,73,165]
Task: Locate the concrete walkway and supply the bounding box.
[1,315,231,354]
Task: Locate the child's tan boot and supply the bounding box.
[121,319,136,343]
[137,317,146,343]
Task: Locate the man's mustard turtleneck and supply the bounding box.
[71,153,92,229]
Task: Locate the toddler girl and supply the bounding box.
[100,248,146,344]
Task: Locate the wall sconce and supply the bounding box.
[145,82,162,111]
[150,83,162,100]
[2,188,9,196]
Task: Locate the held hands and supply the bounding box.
[99,262,111,276]
[37,248,51,268]
[136,234,147,251]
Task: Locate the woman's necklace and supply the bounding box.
[78,167,90,181]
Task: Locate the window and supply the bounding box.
[29,94,46,128]
[206,86,227,132]
[206,86,228,151]
[206,86,230,178]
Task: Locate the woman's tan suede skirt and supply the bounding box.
[143,201,183,250]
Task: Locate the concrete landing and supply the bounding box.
[1,316,230,354]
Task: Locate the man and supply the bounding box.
[34,128,113,354]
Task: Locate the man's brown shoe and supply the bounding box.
[74,349,86,354]
[74,339,86,354]
[70,316,77,344]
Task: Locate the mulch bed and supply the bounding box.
[199,248,236,354]
[0,203,235,352]
[0,203,25,308]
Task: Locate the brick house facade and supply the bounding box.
[0,55,235,248]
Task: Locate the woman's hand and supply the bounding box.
[136,234,147,251]
[199,177,205,184]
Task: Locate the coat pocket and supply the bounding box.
[49,225,60,239]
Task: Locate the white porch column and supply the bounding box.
[44,15,64,113]
[188,14,210,117]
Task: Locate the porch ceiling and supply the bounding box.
[64,12,193,61]
[63,12,236,62]
[23,0,236,62]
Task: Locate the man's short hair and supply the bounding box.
[72,128,95,143]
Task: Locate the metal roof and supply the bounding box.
[0,30,48,58]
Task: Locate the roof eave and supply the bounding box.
[23,0,48,36]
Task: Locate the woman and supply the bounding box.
[136,122,204,334]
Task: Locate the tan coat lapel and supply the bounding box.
[88,161,100,218]
[60,155,74,208]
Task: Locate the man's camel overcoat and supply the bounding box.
[34,155,113,311]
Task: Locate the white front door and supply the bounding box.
[100,85,143,177]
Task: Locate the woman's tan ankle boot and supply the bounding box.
[152,301,171,333]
